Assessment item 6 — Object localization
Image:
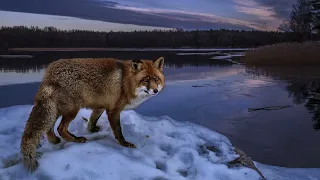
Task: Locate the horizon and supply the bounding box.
[0,0,296,32]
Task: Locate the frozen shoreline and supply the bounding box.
[8,47,250,52]
[0,105,319,180]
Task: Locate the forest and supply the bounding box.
[0,26,319,52]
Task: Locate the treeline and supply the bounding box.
[0,26,320,51]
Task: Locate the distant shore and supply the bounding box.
[8,47,250,52]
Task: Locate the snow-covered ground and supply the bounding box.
[0,105,319,180]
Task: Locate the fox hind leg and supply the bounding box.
[87,109,104,133]
[57,109,87,143]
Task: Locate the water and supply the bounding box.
[1,49,320,168]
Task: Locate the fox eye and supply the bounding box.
[142,77,149,83]
[153,76,159,82]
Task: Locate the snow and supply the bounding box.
[0,105,259,180]
[0,105,319,180]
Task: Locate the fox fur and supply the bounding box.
[20,57,165,172]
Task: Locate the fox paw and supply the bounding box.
[48,137,61,145]
[88,125,101,133]
[121,141,136,148]
[74,137,87,143]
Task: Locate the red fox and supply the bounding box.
[20,57,165,172]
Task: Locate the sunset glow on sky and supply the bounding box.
[0,0,295,31]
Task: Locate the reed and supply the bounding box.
[244,41,320,66]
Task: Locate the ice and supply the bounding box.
[0,105,319,180]
[211,54,244,59]
[0,71,45,86]
[0,55,33,58]
[210,54,243,64]
[255,162,320,180]
[176,52,224,56]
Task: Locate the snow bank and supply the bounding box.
[0,105,319,180]
[0,105,262,180]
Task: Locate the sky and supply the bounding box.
[0,0,296,32]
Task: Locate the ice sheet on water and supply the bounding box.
[255,162,320,180]
[0,105,319,180]
[176,52,224,56]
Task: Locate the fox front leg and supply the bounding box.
[107,109,136,148]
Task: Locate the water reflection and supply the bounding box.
[0,50,239,72]
[245,67,320,130]
[0,50,244,86]
[287,80,320,130]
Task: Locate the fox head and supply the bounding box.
[130,57,165,97]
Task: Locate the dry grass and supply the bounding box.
[244,41,320,66]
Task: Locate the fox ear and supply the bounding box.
[153,57,164,71]
[131,59,144,71]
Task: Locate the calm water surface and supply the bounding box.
[1,50,320,168]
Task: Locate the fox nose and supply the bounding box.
[153,89,158,94]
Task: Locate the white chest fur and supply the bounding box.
[124,94,152,110]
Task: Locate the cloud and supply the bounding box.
[233,0,277,20]
[235,6,276,20]
[235,7,276,21]
[0,11,174,32]
[232,0,294,29]
[233,0,295,19]
[112,5,277,31]
[0,0,282,31]
[254,0,296,18]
